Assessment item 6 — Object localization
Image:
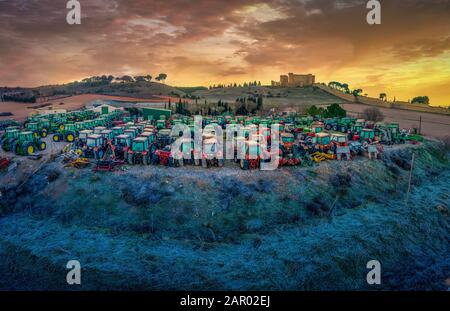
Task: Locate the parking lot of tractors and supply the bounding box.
[0,109,426,173]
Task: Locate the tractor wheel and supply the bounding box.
[65,133,75,142]
[194,159,200,166]
[218,159,224,167]
[143,154,149,165]
[127,153,134,165]
[240,159,249,170]
[59,124,65,131]
[151,153,159,165]
[24,142,35,156]
[53,134,61,142]
[41,130,48,138]
[39,141,47,151]
[98,149,104,160]
[179,159,184,167]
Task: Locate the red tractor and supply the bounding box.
[331,133,351,161]
[112,134,132,160]
[239,140,268,170]
[127,137,151,165]
[279,133,300,167]
[200,135,224,168]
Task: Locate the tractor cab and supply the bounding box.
[111,126,124,136]
[124,129,138,140]
[86,134,104,148]
[311,123,324,134]
[360,129,375,142]
[314,132,331,152]
[79,130,93,143]
[156,119,166,129]
[127,137,151,165]
[156,129,174,148]
[131,137,149,153]
[172,138,194,165]
[94,126,107,134]
[25,122,41,137]
[139,131,156,144]
[281,133,295,151]
[331,133,348,145]
[101,130,114,141]
[114,135,132,148]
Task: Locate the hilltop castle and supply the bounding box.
[271,72,315,87]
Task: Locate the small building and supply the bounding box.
[142,108,172,121]
[89,104,123,115]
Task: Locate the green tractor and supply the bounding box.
[25,122,49,138]
[1,127,20,152]
[13,131,46,156]
[52,123,79,143]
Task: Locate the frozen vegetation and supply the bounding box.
[0,142,449,290]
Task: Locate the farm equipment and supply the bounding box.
[25,122,49,138]
[313,133,332,152]
[359,129,375,143]
[170,138,194,166]
[82,134,106,159]
[112,135,132,160]
[1,127,20,152]
[13,131,46,156]
[239,140,267,170]
[127,137,151,165]
[0,156,10,170]
[331,133,351,161]
[201,135,224,168]
[53,123,79,142]
[311,151,335,163]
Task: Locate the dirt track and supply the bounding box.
[342,103,450,138]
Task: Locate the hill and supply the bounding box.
[34,81,185,99]
[193,85,347,111]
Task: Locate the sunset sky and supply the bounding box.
[0,0,449,106]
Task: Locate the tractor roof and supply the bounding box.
[80,130,93,134]
[87,134,102,139]
[20,131,33,135]
[316,132,330,138]
[133,137,147,142]
[116,134,130,139]
[331,133,346,138]
[204,138,218,144]
[281,133,294,138]
[101,130,112,134]
[246,140,259,146]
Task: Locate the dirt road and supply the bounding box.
[342,103,450,138]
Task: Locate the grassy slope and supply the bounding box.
[193,86,347,108]
[0,143,448,290]
[33,81,185,98]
